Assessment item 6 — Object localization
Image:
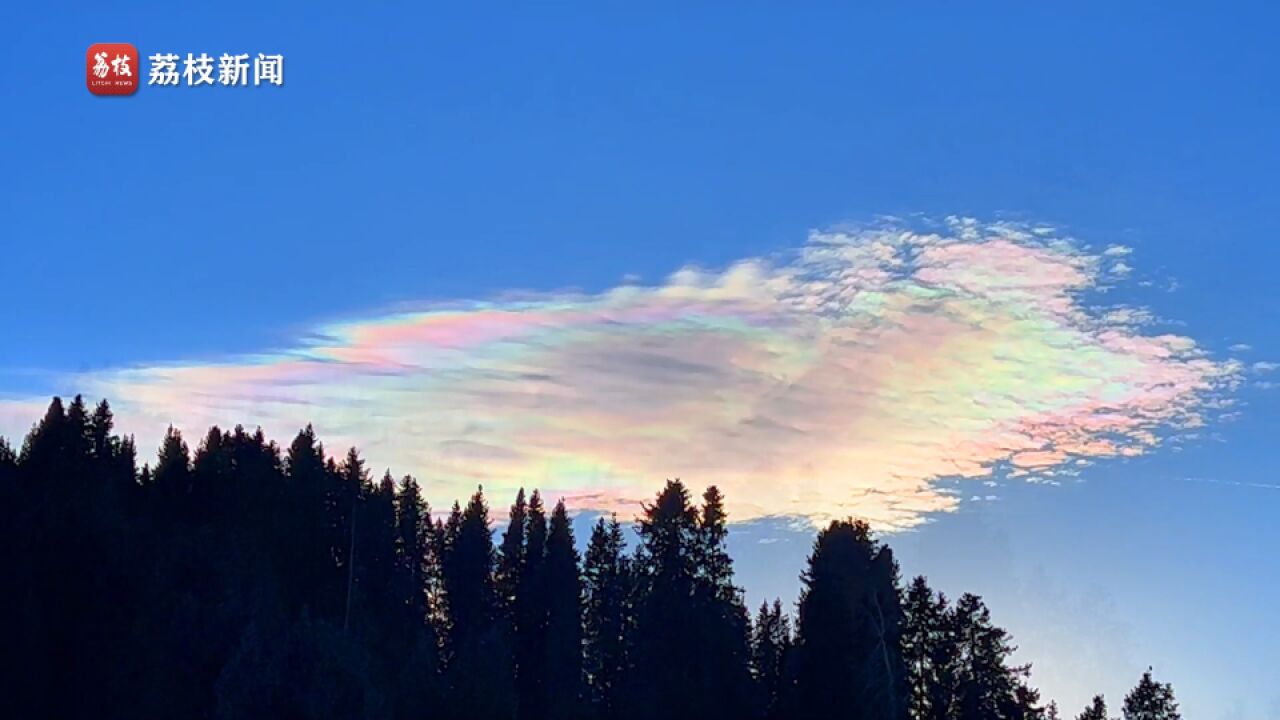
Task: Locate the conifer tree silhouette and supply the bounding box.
[1123,669,1181,720]
[0,398,1183,720]
[544,499,586,719]
[498,487,529,613]
[583,514,632,719]
[439,488,514,719]
[903,575,958,720]
[790,519,908,720]
[751,599,792,718]
[514,489,550,718]
[1077,694,1108,720]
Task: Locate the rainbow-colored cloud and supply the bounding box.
[0,219,1241,528]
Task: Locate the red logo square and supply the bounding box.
[87,43,139,95]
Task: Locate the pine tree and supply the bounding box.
[18,396,68,479]
[89,399,114,462]
[583,514,631,719]
[903,576,957,720]
[442,489,499,645]
[951,593,1031,720]
[623,480,701,719]
[191,426,232,527]
[64,395,92,470]
[391,474,444,719]
[544,499,585,718]
[867,545,909,717]
[1077,694,1108,720]
[0,436,16,487]
[693,485,757,717]
[498,487,528,611]
[352,471,399,635]
[283,425,333,617]
[1010,682,1046,720]
[752,599,792,717]
[439,488,513,719]
[334,447,367,631]
[789,519,908,720]
[1122,669,1181,720]
[153,426,192,521]
[625,480,758,719]
[87,400,136,499]
[514,489,550,718]
[394,475,434,618]
[697,485,734,595]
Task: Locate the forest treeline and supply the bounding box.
[1,397,1183,720]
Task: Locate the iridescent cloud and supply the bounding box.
[0,219,1241,529]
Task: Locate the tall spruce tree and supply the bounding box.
[583,514,631,719]
[498,487,529,612]
[951,593,1036,720]
[693,485,757,718]
[440,488,513,719]
[625,480,758,720]
[751,599,792,718]
[623,480,702,719]
[153,426,192,524]
[351,472,400,639]
[514,489,550,718]
[544,499,585,719]
[335,448,368,633]
[903,576,957,720]
[393,475,434,619]
[392,474,444,720]
[789,519,908,720]
[283,425,333,617]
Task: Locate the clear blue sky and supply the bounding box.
[3,3,1278,716]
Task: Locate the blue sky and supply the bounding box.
[3,3,1279,716]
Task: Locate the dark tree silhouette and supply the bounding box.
[282,425,333,617]
[544,499,586,718]
[439,488,514,719]
[152,425,192,522]
[624,480,757,720]
[789,519,909,720]
[513,489,550,718]
[1123,669,1181,720]
[950,593,1044,720]
[1077,694,1108,720]
[0,397,1180,720]
[391,474,444,719]
[394,475,434,619]
[334,447,367,630]
[583,514,632,719]
[692,485,758,717]
[751,599,792,718]
[498,487,529,612]
[903,575,958,720]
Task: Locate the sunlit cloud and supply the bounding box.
[0,218,1241,529]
